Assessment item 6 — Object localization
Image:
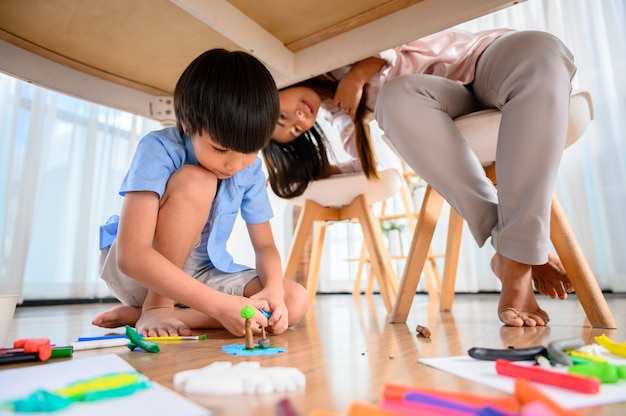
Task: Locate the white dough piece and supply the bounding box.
[173,361,306,395]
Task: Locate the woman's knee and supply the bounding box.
[376,75,430,130]
[503,31,576,80]
[378,75,439,109]
[376,74,474,129]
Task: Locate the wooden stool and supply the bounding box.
[283,169,403,312]
[390,90,617,329]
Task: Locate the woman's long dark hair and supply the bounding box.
[263,122,333,198]
[262,75,378,199]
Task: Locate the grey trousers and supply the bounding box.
[375,31,577,265]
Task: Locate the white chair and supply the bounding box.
[390,90,617,329]
[283,169,403,311]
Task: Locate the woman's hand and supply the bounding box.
[334,71,364,120]
[334,57,386,120]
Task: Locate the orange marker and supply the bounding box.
[348,402,405,416]
[514,378,581,416]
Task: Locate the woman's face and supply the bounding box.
[272,86,321,144]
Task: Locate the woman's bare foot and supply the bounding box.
[92,305,141,328]
[491,253,550,327]
[532,252,573,299]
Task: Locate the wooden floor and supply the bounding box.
[3,293,626,415]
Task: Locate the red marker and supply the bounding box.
[495,359,600,394]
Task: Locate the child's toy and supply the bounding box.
[0,372,150,412]
[547,337,585,366]
[173,361,305,395]
[221,342,286,356]
[11,338,52,360]
[259,326,271,348]
[240,306,272,349]
[240,306,256,349]
[223,307,282,356]
[125,325,160,353]
[595,333,626,358]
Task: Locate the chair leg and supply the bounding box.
[440,208,464,312]
[390,186,445,323]
[306,222,327,304]
[343,195,398,312]
[365,267,376,297]
[283,200,327,281]
[352,242,368,297]
[422,259,439,299]
[427,249,443,296]
[549,194,617,328]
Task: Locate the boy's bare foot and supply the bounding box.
[491,253,550,327]
[92,305,141,328]
[134,307,193,337]
[532,252,573,299]
[92,305,193,337]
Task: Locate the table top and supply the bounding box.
[0,0,521,121]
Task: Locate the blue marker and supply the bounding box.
[77,334,142,342]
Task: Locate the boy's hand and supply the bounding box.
[218,296,270,337]
[135,306,192,337]
[250,292,289,335]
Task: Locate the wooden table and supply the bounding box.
[0,0,522,122]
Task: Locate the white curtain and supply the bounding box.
[0,75,159,301]
[1,0,624,301]
[317,0,626,293]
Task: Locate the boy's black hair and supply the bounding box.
[174,48,279,153]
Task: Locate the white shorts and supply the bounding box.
[99,240,258,307]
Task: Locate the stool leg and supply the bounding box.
[306,222,328,304]
[352,242,368,297]
[426,248,443,297]
[422,258,439,300]
[343,195,398,312]
[550,194,616,328]
[284,200,326,281]
[365,266,376,298]
[440,208,464,312]
[390,186,445,323]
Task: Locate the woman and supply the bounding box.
[263,27,511,199]
[263,27,577,327]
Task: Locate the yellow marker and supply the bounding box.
[143,335,207,341]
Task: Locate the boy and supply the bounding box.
[93,49,309,337]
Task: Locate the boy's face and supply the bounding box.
[191,131,257,179]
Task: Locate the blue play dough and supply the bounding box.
[221,344,286,356]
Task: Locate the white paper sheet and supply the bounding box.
[420,354,626,409]
[0,354,210,415]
